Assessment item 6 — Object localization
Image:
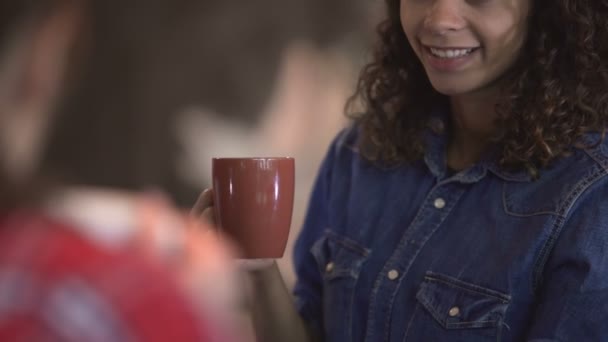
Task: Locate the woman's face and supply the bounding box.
[400,0,530,97]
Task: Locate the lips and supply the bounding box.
[421,44,480,72]
[428,47,476,59]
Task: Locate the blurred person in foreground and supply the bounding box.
[0,1,238,341]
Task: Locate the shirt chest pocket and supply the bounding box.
[405,272,511,342]
[310,230,370,341]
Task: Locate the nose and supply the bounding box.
[423,0,466,35]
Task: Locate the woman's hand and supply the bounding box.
[192,188,216,225]
[192,189,274,270]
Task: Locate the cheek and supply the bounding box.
[400,19,419,52]
[486,15,527,51]
[482,23,526,66]
[403,26,416,49]
[400,4,417,43]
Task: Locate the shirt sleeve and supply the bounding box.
[526,179,608,341]
[292,129,346,337]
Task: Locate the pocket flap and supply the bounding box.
[416,272,511,329]
[310,230,370,280]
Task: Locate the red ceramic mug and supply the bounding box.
[212,157,295,259]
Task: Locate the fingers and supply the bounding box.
[191,189,218,226]
[191,188,214,216]
[201,206,217,226]
[236,259,276,271]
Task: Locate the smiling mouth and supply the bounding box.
[425,46,480,59]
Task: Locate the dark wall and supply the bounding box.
[41,0,374,206]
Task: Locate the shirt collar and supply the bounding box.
[422,106,532,184]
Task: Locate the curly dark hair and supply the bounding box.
[348,0,608,173]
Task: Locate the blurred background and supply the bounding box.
[43,0,383,287]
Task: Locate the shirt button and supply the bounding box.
[387,270,400,280]
[325,262,335,273]
[434,198,446,209]
[448,306,460,317]
[429,118,445,134]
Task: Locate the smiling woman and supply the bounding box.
[348,0,608,173]
[402,0,529,95]
[284,0,608,340]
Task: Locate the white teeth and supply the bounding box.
[429,47,474,59]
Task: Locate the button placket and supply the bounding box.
[365,185,467,342]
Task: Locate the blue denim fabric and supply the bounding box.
[293,115,608,341]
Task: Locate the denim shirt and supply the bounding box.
[293,118,608,342]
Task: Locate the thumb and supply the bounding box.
[191,188,214,217]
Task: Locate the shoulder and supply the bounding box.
[531,137,608,291]
[327,123,361,158]
[0,213,212,341]
[503,134,608,218]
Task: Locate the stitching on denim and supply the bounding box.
[503,156,608,218]
[364,194,440,341]
[497,319,510,342]
[366,186,461,341]
[417,292,499,329]
[416,295,448,327]
[446,320,498,327]
[424,274,511,303]
[324,230,370,256]
[379,188,465,340]
[489,168,530,183]
[311,228,366,340]
[313,230,369,282]
[324,269,356,281]
[447,320,497,325]
[584,147,608,173]
[532,166,608,291]
[366,264,386,340]
[502,181,561,217]
[402,302,420,342]
[557,166,605,217]
[310,235,326,276]
[345,264,360,341]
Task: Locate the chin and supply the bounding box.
[427,79,480,97]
